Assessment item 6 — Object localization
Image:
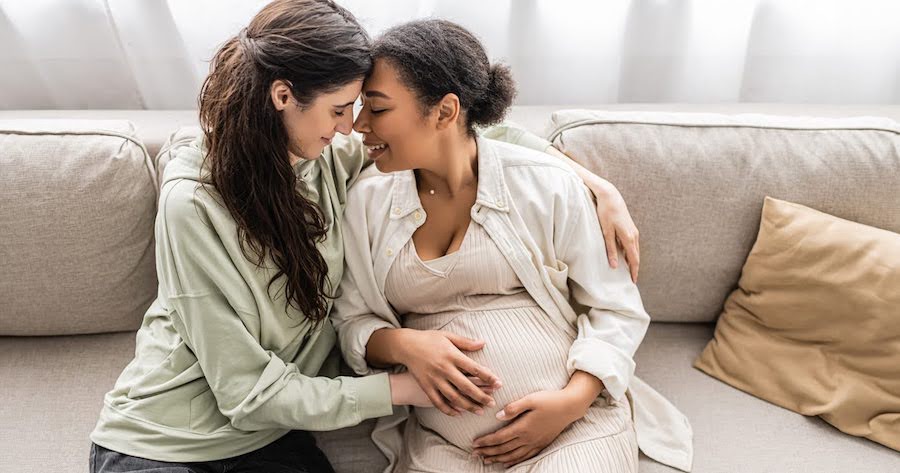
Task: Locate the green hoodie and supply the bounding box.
[90,126,551,462]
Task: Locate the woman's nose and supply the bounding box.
[335,113,353,135]
[353,110,370,134]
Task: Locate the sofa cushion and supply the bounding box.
[6,324,898,473]
[548,110,900,323]
[633,323,900,473]
[0,120,158,335]
[694,197,900,452]
[0,110,202,159]
[0,332,389,473]
[0,332,136,473]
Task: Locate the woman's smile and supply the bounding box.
[364,141,389,160]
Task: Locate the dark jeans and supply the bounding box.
[90,431,335,473]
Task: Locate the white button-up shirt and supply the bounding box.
[332,137,693,472]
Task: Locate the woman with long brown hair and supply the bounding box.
[88,1,641,472]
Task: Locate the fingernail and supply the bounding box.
[488,399,496,407]
[475,409,484,416]
[496,409,506,419]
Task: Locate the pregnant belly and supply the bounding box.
[406,305,574,451]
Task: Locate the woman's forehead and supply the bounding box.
[316,79,362,104]
[363,59,399,92]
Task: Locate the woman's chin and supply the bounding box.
[372,154,412,174]
[289,147,324,163]
[304,148,325,160]
[373,159,392,173]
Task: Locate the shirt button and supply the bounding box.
[393,207,401,215]
[386,249,394,256]
[413,211,422,220]
[496,200,505,208]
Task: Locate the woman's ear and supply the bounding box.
[270,80,295,111]
[434,93,461,130]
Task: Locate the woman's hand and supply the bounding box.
[544,146,641,283]
[471,371,603,467]
[389,372,498,408]
[390,328,502,417]
[470,389,582,467]
[591,177,641,284]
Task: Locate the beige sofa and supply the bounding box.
[2,105,899,473]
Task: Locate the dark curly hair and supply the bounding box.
[372,19,516,134]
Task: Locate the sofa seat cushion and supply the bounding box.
[0,332,386,473]
[0,332,135,472]
[6,323,897,473]
[634,323,900,472]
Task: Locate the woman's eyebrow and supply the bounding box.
[363,90,390,99]
[333,101,356,108]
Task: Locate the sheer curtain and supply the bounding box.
[0,0,897,109]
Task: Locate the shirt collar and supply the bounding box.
[389,136,509,220]
[293,156,318,180]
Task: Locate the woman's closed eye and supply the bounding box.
[333,103,355,117]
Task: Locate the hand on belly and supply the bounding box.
[414,325,572,449]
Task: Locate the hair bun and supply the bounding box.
[469,63,516,127]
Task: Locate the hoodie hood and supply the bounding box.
[162,137,206,186]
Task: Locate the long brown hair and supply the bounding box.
[198,0,371,322]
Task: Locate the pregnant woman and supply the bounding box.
[332,19,653,472]
[88,2,646,472]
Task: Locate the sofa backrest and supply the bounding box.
[4,110,899,334]
[548,110,900,323]
[0,120,158,335]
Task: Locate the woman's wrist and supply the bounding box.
[389,371,430,407]
[561,371,606,421]
[558,388,593,423]
[370,327,416,366]
[586,175,615,199]
[388,372,409,405]
[388,373,400,405]
[388,327,417,364]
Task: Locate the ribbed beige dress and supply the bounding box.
[383,221,639,473]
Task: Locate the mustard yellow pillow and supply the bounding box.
[694,196,900,451]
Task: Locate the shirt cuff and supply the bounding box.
[346,372,394,421]
[343,317,397,376]
[566,337,636,401]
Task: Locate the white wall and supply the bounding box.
[0,0,897,109]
